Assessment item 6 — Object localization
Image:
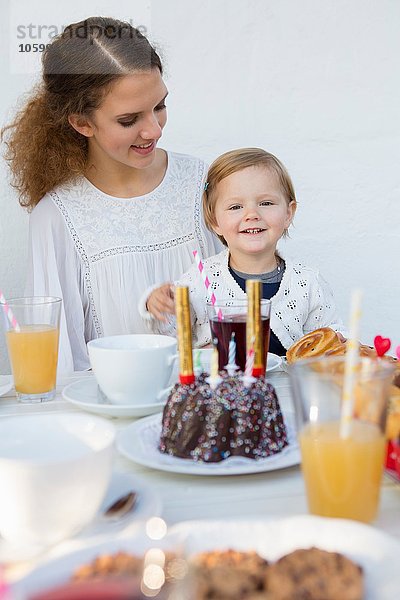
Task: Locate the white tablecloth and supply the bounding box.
[1,368,400,581]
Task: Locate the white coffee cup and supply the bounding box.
[0,413,115,547]
[87,334,178,405]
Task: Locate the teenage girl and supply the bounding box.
[2,17,221,372]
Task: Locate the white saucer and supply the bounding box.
[266,352,283,372]
[0,470,161,564]
[79,470,161,537]
[0,375,13,397]
[62,377,168,418]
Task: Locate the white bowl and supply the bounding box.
[87,334,178,405]
[0,413,115,546]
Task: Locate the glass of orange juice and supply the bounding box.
[1,297,61,403]
[289,356,395,523]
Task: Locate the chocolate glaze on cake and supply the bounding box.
[159,372,288,462]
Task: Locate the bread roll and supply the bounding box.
[286,328,343,364]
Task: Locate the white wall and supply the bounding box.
[1,0,399,373]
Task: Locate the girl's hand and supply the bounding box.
[146,284,175,322]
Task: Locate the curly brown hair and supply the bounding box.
[1,17,163,210]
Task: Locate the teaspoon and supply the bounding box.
[103,491,138,520]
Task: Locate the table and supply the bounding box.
[1,368,400,582]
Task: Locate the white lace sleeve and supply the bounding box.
[27,197,92,373]
[304,271,347,336]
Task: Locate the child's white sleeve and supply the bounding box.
[303,271,348,337]
[139,264,211,346]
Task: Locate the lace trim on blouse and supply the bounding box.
[193,159,206,258]
[50,190,103,337]
[90,234,196,262]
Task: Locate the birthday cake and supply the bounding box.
[164,281,288,462]
[159,372,288,462]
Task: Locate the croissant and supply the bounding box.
[286,328,397,364]
[286,328,343,364]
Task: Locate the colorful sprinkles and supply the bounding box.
[159,372,288,463]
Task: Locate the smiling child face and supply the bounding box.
[212,165,296,268]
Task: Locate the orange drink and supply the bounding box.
[6,325,59,394]
[289,356,395,523]
[1,296,61,403]
[300,420,386,522]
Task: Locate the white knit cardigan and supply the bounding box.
[139,248,346,350]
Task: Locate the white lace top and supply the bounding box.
[27,151,222,373]
[141,248,346,349]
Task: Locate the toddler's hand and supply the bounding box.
[146,284,175,322]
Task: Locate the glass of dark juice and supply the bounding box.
[206,299,271,371]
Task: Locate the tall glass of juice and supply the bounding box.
[289,355,395,523]
[1,297,62,403]
[207,298,271,372]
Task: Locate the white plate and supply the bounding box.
[172,516,400,599]
[117,413,299,476]
[0,375,13,397]
[196,349,282,373]
[0,471,161,564]
[62,378,168,418]
[12,516,400,599]
[280,357,289,372]
[11,525,174,597]
[266,352,283,372]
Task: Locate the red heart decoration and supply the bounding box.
[396,346,400,361]
[374,335,391,357]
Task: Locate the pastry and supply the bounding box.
[287,328,398,366]
[189,549,269,599]
[266,547,363,600]
[286,328,343,363]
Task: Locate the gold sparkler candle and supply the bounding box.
[246,279,264,377]
[175,286,195,384]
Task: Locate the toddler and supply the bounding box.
[141,148,345,353]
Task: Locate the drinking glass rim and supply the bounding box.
[0,296,62,307]
[206,298,272,307]
[289,354,396,381]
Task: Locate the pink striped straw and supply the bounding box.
[0,291,21,332]
[193,250,223,321]
[242,336,256,387]
[244,347,255,378]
